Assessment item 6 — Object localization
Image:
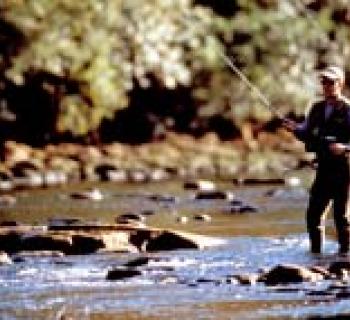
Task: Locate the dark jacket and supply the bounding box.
[294,96,350,165]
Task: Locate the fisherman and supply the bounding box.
[283,65,350,255]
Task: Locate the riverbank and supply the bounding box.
[0,130,311,191]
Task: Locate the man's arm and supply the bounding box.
[282,118,309,141]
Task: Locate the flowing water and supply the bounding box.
[0,172,349,319]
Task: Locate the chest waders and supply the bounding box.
[304,99,350,254]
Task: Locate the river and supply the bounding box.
[0,171,349,319]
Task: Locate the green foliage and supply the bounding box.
[1,0,220,136]
[2,0,350,137]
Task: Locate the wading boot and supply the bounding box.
[308,227,325,254]
[338,228,350,256]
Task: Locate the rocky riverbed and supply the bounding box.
[2,175,350,319]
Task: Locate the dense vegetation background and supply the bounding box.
[1,0,350,146]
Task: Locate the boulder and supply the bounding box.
[70,188,103,201]
[176,216,189,224]
[48,217,82,227]
[21,233,73,253]
[231,273,259,286]
[145,230,225,252]
[0,251,12,265]
[194,191,235,201]
[100,231,134,253]
[309,266,332,279]
[230,203,259,214]
[71,231,133,254]
[106,267,142,280]
[193,214,212,222]
[150,168,170,181]
[0,220,19,226]
[94,164,118,181]
[0,225,224,255]
[105,169,128,182]
[123,256,150,267]
[128,170,149,183]
[115,213,146,224]
[10,160,41,177]
[260,264,323,285]
[146,231,199,251]
[328,261,350,277]
[0,231,22,253]
[70,234,104,254]
[147,194,178,202]
[14,172,44,189]
[184,180,216,191]
[43,170,68,186]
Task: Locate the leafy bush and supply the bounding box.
[1,0,350,141]
[1,0,220,136]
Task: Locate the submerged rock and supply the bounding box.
[0,220,19,226]
[231,273,259,286]
[123,256,150,267]
[193,214,211,222]
[328,261,350,277]
[229,203,259,214]
[148,194,178,203]
[48,217,82,227]
[184,180,216,191]
[106,267,142,280]
[22,233,73,253]
[146,231,200,251]
[234,178,284,185]
[115,213,146,224]
[194,190,235,201]
[260,264,323,285]
[145,230,225,252]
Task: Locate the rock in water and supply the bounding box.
[0,251,12,265]
[328,261,350,277]
[106,267,142,280]
[123,256,150,267]
[184,180,216,191]
[70,188,103,200]
[260,264,323,285]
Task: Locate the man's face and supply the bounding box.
[321,77,343,98]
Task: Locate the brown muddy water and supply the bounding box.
[0,170,350,319]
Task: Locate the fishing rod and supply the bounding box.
[218,0,328,122]
[216,51,285,120]
[180,14,285,120]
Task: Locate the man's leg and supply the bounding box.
[333,185,350,254]
[306,181,331,254]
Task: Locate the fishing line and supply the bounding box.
[180,14,284,119]
[216,51,284,120]
[181,1,330,120]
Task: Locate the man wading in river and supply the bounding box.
[283,66,350,255]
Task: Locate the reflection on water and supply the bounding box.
[0,179,348,319]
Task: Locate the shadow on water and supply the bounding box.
[0,179,348,319]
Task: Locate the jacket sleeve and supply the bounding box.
[293,120,309,142]
[292,102,317,142]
